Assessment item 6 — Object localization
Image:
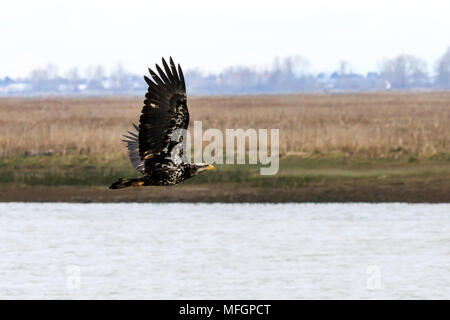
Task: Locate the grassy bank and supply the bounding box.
[1,154,449,202]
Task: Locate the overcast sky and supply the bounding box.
[1,0,450,78]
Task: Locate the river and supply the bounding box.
[0,202,448,299]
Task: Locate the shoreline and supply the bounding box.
[2,181,449,203]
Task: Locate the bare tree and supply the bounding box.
[272,55,310,76]
[436,47,450,88]
[86,65,105,90]
[45,63,59,80]
[379,54,428,89]
[269,55,313,92]
[339,60,351,75]
[29,68,48,91]
[66,68,80,92]
[110,63,127,91]
[29,63,59,92]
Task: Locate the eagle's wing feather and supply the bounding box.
[138,57,189,169]
[122,123,145,174]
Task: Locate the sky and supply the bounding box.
[1,0,450,78]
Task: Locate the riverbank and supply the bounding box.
[1,155,449,202]
[1,180,449,202]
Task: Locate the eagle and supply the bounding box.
[109,57,215,189]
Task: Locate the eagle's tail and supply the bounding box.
[109,177,145,189]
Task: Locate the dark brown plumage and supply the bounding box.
[109,57,214,189]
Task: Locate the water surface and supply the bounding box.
[0,203,448,299]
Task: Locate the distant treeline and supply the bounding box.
[1,48,450,96]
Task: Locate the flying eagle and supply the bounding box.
[109,57,215,189]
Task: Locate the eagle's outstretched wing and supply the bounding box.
[138,57,189,166]
[121,123,145,174]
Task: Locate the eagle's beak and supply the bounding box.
[199,164,216,172]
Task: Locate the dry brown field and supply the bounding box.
[1,92,449,158]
